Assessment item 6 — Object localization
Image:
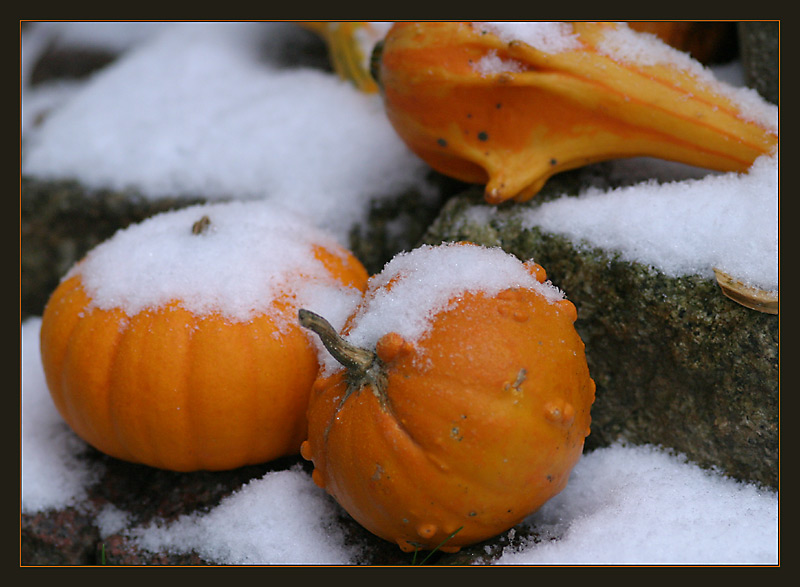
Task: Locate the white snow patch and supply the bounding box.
[22,21,435,242]
[126,464,364,565]
[479,22,583,53]
[335,243,563,369]
[497,443,779,565]
[71,201,365,327]
[520,154,778,291]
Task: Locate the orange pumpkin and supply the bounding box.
[39,203,368,472]
[376,21,778,203]
[299,243,595,553]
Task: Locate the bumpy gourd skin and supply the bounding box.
[301,273,595,553]
[377,21,778,203]
[39,246,368,472]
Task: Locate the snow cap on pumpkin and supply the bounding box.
[335,242,563,368]
[70,200,364,330]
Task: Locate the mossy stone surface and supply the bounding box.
[423,187,778,489]
[738,21,779,105]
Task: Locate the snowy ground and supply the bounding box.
[20,22,779,565]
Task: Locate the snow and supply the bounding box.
[21,21,436,241]
[496,444,779,565]
[479,22,583,53]
[72,201,364,327]
[20,22,779,565]
[127,463,365,565]
[597,22,708,70]
[473,50,527,77]
[21,318,102,512]
[24,21,171,54]
[332,243,563,373]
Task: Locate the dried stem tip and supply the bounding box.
[713,268,778,315]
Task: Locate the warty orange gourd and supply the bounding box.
[299,243,595,553]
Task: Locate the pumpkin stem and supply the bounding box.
[298,309,375,372]
[299,309,389,405]
[192,215,211,235]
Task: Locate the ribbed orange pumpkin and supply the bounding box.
[39,203,368,472]
[376,21,778,203]
[299,244,595,553]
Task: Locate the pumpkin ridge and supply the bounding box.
[113,307,161,466]
[508,67,773,162]
[243,321,275,466]
[75,305,138,462]
[101,309,135,462]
